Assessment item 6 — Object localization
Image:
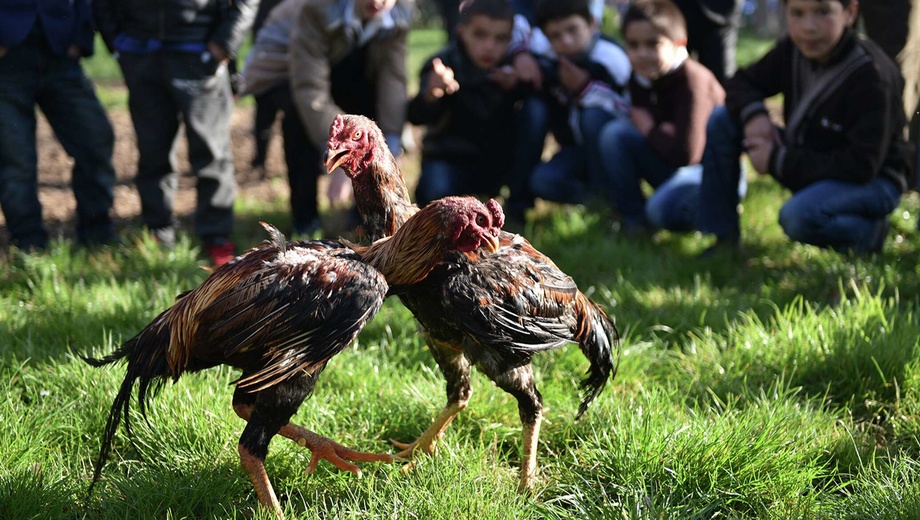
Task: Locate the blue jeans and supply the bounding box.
[778,178,900,253]
[415,159,503,206]
[600,117,746,231]
[700,106,901,252]
[0,36,115,249]
[530,107,614,205]
[505,95,550,216]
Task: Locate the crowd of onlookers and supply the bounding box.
[0,0,916,266]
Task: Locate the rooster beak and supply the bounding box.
[323,147,349,174]
[483,234,500,253]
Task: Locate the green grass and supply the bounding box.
[7,26,920,520]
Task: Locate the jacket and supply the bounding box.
[727,30,913,193]
[628,58,725,168]
[407,41,525,166]
[0,0,95,56]
[289,0,413,149]
[240,0,307,97]
[93,0,258,57]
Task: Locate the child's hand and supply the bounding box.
[558,57,590,94]
[743,114,779,145]
[629,107,655,136]
[424,58,460,102]
[489,65,519,91]
[513,52,543,90]
[745,136,774,174]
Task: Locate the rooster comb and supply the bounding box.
[486,199,505,229]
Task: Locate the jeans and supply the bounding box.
[0,36,115,249]
[601,117,746,231]
[118,51,236,243]
[778,177,901,253]
[505,95,550,217]
[699,106,901,252]
[415,160,503,207]
[698,106,746,240]
[530,107,614,206]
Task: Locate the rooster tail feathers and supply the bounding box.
[574,295,620,419]
[86,325,173,495]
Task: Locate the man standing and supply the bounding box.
[0,0,117,251]
[94,0,258,265]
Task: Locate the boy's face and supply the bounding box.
[458,15,514,69]
[623,20,682,80]
[785,0,857,63]
[358,0,397,22]
[542,15,596,59]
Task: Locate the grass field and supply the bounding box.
[4,26,920,520]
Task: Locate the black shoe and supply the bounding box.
[870,219,890,253]
[698,237,742,259]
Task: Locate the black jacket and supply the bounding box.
[727,30,914,193]
[408,42,525,167]
[94,0,258,57]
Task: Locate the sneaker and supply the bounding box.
[205,241,236,267]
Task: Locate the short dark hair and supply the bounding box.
[534,0,593,30]
[458,0,516,25]
[780,0,853,7]
[621,0,686,43]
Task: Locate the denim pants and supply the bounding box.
[699,106,901,252]
[0,36,115,249]
[118,51,236,243]
[504,95,550,217]
[600,117,746,231]
[415,159,505,207]
[530,107,615,205]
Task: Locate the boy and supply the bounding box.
[598,0,734,234]
[0,0,117,251]
[523,0,631,212]
[698,0,913,256]
[94,0,256,265]
[408,0,523,206]
[289,0,412,215]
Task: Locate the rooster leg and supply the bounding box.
[239,443,282,516]
[391,338,472,459]
[476,355,543,492]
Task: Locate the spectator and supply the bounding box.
[93,0,257,266]
[241,0,322,237]
[248,0,284,173]
[408,0,525,206]
[523,0,631,213]
[599,0,739,235]
[697,0,912,257]
[673,0,743,84]
[289,0,413,226]
[0,0,117,251]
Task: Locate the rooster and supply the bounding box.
[85,196,503,516]
[325,114,620,491]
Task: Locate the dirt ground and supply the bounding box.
[0,104,344,250]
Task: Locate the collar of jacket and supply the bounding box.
[323,0,414,35]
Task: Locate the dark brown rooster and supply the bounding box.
[84,196,503,516]
[325,114,620,491]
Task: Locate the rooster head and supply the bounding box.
[431,196,504,253]
[324,114,386,178]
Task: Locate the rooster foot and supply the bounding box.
[280,424,393,476]
[389,432,441,459]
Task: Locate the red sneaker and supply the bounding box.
[205,241,236,267]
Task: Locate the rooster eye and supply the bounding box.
[476,214,488,227]
[352,130,363,140]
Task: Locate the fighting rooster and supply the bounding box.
[85,196,503,516]
[325,114,619,491]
